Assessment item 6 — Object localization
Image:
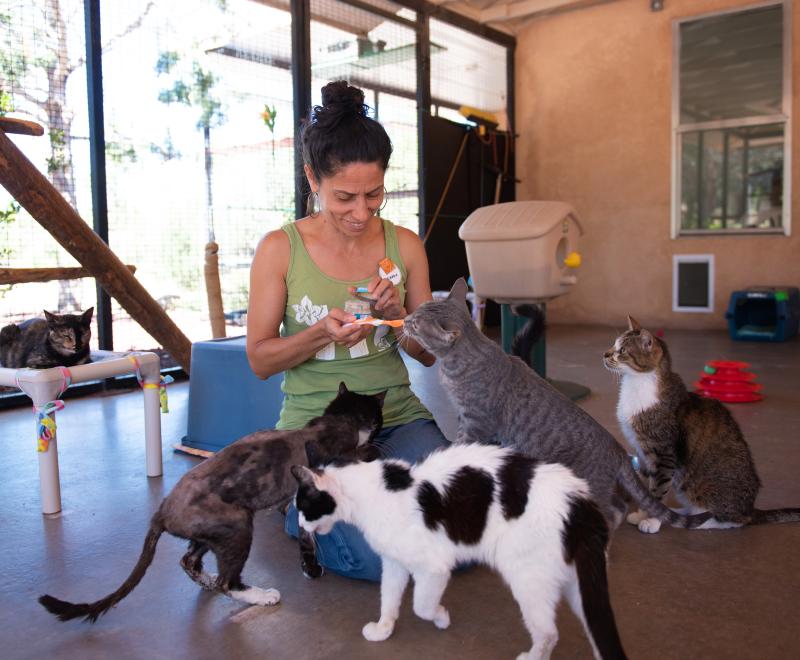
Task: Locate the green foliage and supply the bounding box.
[158,79,191,105]
[149,136,180,161]
[155,50,180,75]
[261,104,277,133]
[0,201,19,298]
[0,89,13,116]
[155,53,225,131]
[192,63,224,130]
[46,128,67,173]
[105,140,138,163]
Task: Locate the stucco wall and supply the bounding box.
[515,0,799,329]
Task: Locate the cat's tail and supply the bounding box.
[749,508,800,525]
[510,304,545,368]
[567,497,628,660]
[38,514,165,623]
[616,462,712,529]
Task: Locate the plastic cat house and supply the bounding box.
[458,201,583,304]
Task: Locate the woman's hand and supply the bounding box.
[351,277,406,320]
[322,308,373,349]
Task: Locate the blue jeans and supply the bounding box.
[284,418,449,582]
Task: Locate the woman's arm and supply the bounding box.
[246,230,370,379]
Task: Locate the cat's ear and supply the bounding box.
[291,464,318,488]
[448,278,469,304]
[338,381,348,396]
[43,310,56,323]
[374,390,387,406]
[627,315,641,332]
[81,307,94,324]
[640,330,654,351]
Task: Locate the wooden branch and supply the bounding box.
[0,127,193,372]
[0,117,45,137]
[0,265,136,285]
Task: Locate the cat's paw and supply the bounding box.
[637,517,662,534]
[301,559,325,579]
[362,620,395,642]
[626,509,648,525]
[433,606,450,630]
[231,586,281,606]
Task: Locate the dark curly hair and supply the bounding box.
[301,80,393,180]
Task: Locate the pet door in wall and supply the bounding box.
[673,254,714,313]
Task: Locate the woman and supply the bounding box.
[246,80,449,581]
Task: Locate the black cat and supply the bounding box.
[0,308,93,368]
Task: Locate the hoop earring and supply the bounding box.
[306,191,320,217]
[376,187,388,217]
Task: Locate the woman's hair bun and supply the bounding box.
[301,80,392,179]
[314,80,367,125]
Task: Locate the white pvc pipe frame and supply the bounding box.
[0,351,163,515]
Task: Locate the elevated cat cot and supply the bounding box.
[725,287,800,342]
[0,351,163,514]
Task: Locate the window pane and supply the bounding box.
[101,0,294,351]
[680,5,783,123]
[681,124,784,230]
[310,0,418,232]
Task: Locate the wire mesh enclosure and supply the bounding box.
[0,0,513,373]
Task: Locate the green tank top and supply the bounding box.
[275,219,432,430]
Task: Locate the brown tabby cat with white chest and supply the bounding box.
[604,316,800,533]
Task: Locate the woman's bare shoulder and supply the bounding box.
[253,227,291,273]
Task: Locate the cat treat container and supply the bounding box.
[458,201,584,303]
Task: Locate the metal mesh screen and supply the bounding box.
[0,0,98,345]
[430,18,508,119]
[101,0,295,350]
[310,0,419,231]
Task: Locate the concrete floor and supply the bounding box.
[1,325,798,660]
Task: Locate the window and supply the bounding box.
[672,2,791,236]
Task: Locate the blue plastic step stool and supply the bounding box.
[725,287,800,342]
[182,336,284,452]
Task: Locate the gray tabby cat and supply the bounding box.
[604,316,800,533]
[38,383,384,623]
[402,278,709,531]
[0,308,93,368]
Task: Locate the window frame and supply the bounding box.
[671,0,793,238]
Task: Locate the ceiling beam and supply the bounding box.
[480,0,610,23]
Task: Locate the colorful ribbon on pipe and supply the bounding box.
[127,355,174,413]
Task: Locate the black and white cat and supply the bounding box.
[0,308,93,368]
[39,383,384,623]
[293,443,628,660]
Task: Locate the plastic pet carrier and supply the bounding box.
[725,287,800,342]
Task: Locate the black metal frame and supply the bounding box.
[84,0,112,351]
